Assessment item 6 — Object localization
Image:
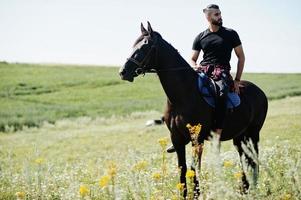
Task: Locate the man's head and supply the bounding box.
[203,4,223,26]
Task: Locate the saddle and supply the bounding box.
[197,72,240,108]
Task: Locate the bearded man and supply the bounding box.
[167,4,245,153]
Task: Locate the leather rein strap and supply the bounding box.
[126,42,191,76]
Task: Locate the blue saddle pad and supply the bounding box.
[197,73,240,108]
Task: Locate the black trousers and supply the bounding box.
[214,72,232,129]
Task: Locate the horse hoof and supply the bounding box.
[240,182,249,194]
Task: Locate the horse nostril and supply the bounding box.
[119,70,126,76]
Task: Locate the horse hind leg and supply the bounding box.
[233,127,260,193]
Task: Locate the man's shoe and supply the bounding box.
[166,145,176,153]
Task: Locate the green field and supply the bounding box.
[0,63,301,199]
[1,62,301,132]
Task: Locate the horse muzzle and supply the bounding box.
[119,67,134,82]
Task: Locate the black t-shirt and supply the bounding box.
[192,26,241,67]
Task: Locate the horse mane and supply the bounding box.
[133,31,194,72]
[153,31,194,71]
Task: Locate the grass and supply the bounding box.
[0,95,300,199]
[0,62,301,199]
[1,62,301,132]
[0,63,164,131]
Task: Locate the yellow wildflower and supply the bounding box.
[34,158,44,164]
[223,160,234,168]
[79,185,89,197]
[186,170,195,178]
[234,172,243,180]
[15,192,25,199]
[99,175,111,188]
[108,162,117,177]
[176,183,185,191]
[133,160,148,171]
[158,137,168,149]
[186,123,202,135]
[152,172,162,181]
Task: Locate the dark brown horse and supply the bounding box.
[119,22,268,198]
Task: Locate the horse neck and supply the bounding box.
[155,40,199,107]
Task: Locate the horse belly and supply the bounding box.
[220,105,253,141]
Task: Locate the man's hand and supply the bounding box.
[193,65,203,72]
[234,80,240,94]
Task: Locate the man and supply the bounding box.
[167,4,245,153]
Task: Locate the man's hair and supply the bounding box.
[203,4,220,13]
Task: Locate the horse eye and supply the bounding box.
[144,40,148,44]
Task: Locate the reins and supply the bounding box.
[126,39,192,76]
[148,67,192,73]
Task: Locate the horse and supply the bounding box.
[119,22,268,198]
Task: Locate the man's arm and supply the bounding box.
[190,50,201,70]
[234,45,245,81]
[233,45,245,94]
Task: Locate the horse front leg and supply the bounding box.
[176,145,187,198]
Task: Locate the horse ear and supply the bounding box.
[147,21,153,34]
[141,23,148,35]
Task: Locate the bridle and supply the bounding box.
[126,35,191,76]
[126,44,157,76]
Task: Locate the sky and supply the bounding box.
[1,0,301,72]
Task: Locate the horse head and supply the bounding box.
[119,22,160,82]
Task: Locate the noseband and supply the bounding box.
[126,44,157,76]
